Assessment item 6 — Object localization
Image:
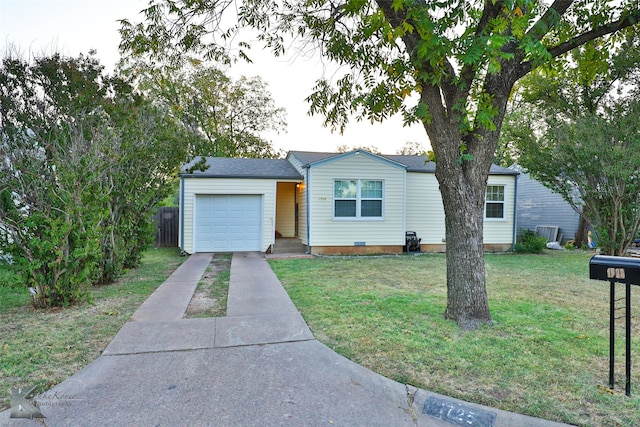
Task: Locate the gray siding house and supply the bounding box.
[512,166,581,243]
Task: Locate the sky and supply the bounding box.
[0,0,431,155]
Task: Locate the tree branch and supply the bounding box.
[525,0,574,42]
[375,0,451,133]
[548,10,640,59]
[459,0,504,92]
[518,10,640,78]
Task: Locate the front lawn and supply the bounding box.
[269,251,640,427]
[0,248,185,411]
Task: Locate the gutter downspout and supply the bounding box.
[180,175,185,255]
[512,173,519,251]
[271,181,277,252]
[305,166,311,254]
[403,168,407,245]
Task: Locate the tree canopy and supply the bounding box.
[0,51,189,305]
[120,0,640,329]
[119,59,287,158]
[501,37,640,255]
[522,97,640,255]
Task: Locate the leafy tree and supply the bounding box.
[0,52,188,305]
[120,1,640,329]
[536,98,640,255]
[0,53,111,305]
[396,140,428,155]
[119,60,286,159]
[336,143,380,154]
[98,100,189,283]
[515,93,640,256]
[501,36,640,253]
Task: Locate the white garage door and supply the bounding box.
[195,195,262,252]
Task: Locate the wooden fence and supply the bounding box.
[153,207,179,247]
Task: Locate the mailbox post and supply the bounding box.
[589,255,640,396]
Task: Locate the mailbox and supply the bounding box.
[589,255,640,285]
[589,254,640,396]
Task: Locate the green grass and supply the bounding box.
[0,263,29,309]
[269,251,640,427]
[184,253,231,318]
[0,247,185,411]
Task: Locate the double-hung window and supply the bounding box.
[485,185,505,219]
[334,179,383,219]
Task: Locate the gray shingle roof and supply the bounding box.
[384,154,435,172]
[287,151,343,165]
[288,151,517,175]
[180,157,303,179]
[181,152,516,178]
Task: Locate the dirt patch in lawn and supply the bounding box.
[184,253,231,318]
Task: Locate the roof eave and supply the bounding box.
[307,149,407,170]
[180,174,303,180]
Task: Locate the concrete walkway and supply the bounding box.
[2,252,572,427]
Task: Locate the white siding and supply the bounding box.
[287,154,308,243]
[484,176,516,244]
[405,172,516,246]
[308,155,405,246]
[181,178,277,253]
[179,178,185,249]
[178,155,516,253]
[298,180,308,245]
[287,154,306,174]
[405,172,446,244]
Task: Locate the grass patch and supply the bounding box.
[0,247,185,411]
[184,253,231,318]
[0,263,29,310]
[269,251,640,427]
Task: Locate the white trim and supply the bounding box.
[306,149,407,170]
[179,176,185,252]
[333,179,385,220]
[307,167,312,247]
[485,184,507,222]
[271,181,277,248]
[403,170,407,241]
[191,193,196,253]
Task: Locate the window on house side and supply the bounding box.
[485,185,505,219]
[334,179,383,219]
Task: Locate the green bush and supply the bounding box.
[514,229,548,254]
[0,53,188,307]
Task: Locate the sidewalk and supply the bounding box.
[2,252,573,427]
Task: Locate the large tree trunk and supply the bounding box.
[420,74,515,330]
[436,161,492,330]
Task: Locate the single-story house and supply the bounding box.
[179,150,518,255]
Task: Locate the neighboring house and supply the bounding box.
[179,150,518,255]
[510,165,581,243]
